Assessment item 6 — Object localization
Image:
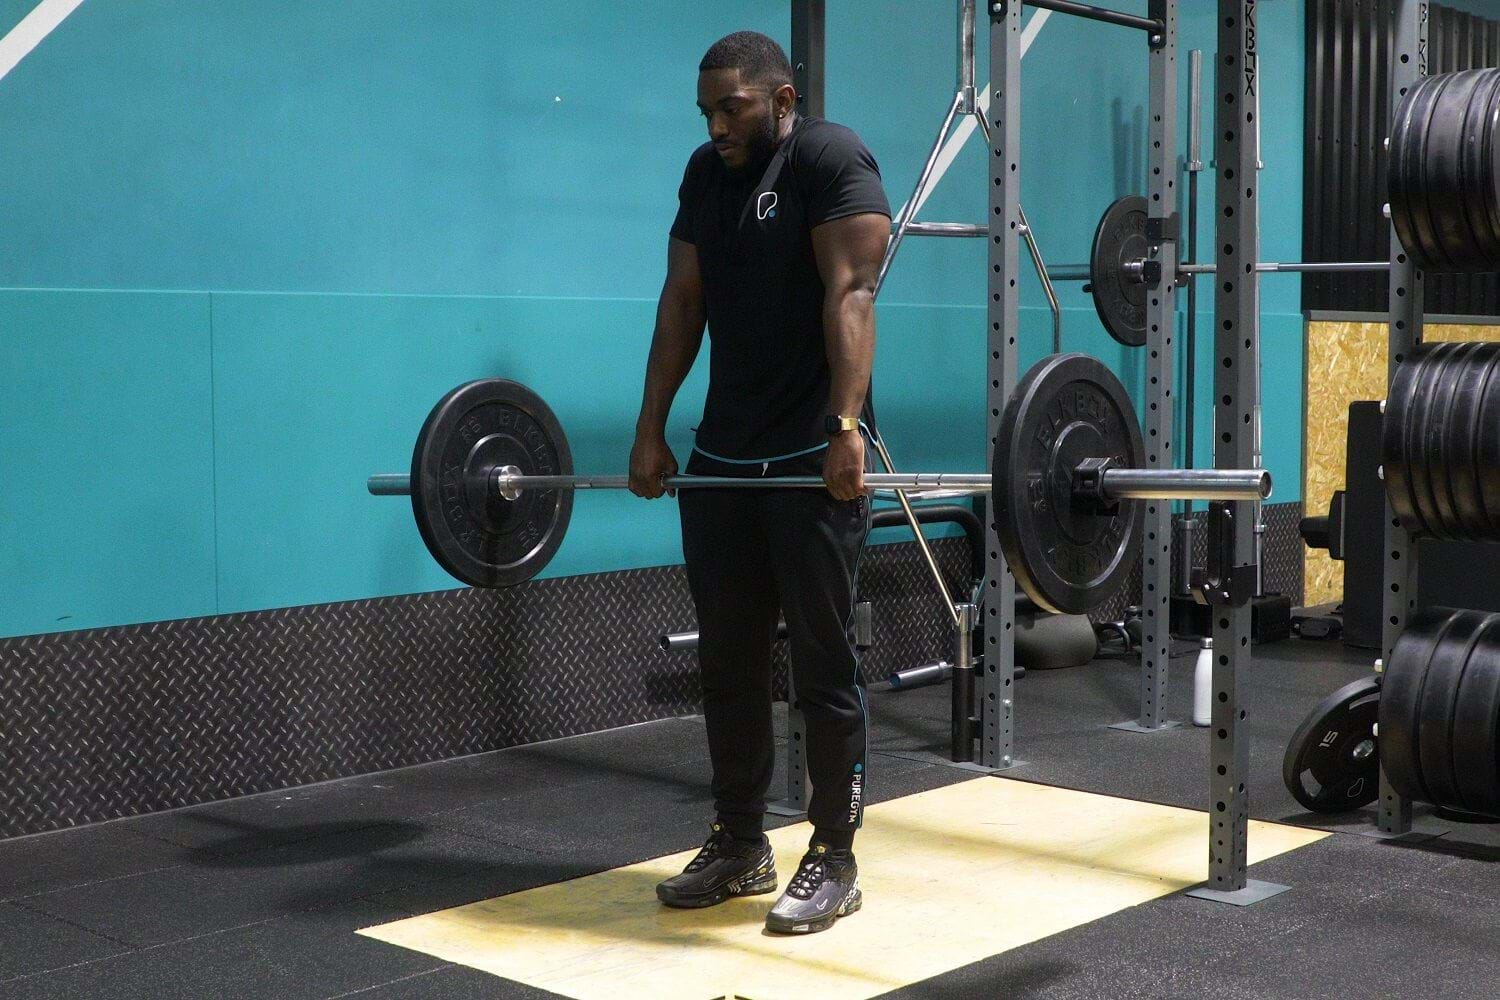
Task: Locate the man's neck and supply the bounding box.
[775,111,799,146]
[742,113,798,177]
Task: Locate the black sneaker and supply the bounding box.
[764,845,862,934]
[656,824,778,909]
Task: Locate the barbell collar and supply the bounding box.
[896,221,987,238]
[1099,467,1271,502]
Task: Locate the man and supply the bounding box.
[628,30,890,935]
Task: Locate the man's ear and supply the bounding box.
[774,83,798,118]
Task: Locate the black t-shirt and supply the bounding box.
[669,116,891,463]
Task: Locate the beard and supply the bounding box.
[731,107,780,176]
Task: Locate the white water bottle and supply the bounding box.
[1192,637,1214,727]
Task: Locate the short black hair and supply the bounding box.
[699,31,793,91]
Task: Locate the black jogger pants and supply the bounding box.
[679,450,870,843]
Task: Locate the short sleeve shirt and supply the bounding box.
[669,117,890,462]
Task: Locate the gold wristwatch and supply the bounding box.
[823,415,860,435]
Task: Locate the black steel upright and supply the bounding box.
[774,0,827,817]
[1133,0,1179,733]
[792,0,825,120]
[1184,0,1284,905]
[984,0,1023,770]
[1378,0,1426,838]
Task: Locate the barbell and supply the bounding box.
[1056,68,1500,347]
[369,337,1500,614]
[1050,195,1393,347]
[368,353,1273,615]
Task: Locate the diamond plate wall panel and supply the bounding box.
[0,509,1294,841]
[0,537,971,840]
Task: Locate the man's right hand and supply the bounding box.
[629,434,678,499]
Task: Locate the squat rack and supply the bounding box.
[789,0,1281,901]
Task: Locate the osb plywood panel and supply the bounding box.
[1304,321,1500,605]
[361,779,1325,1000]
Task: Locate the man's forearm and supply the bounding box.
[824,287,876,418]
[637,293,705,437]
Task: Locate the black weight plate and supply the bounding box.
[1402,343,1444,537]
[992,353,1144,615]
[1385,343,1453,539]
[1450,613,1500,816]
[1444,343,1500,539]
[1476,72,1500,263]
[1424,71,1489,272]
[1391,69,1500,272]
[1390,71,1452,269]
[1460,71,1500,265]
[1282,678,1381,814]
[410,378,574,589]
[1478,344,1500,538]
[1458,69,1500,267]
[1380,607,1461,803]
[1383,344,1439,537]
[1387,343,1500,541]
[1422,342,1471,538]
[1089,195,1149,348]
[1417,608,1492,810]
[1382,347,1422,534]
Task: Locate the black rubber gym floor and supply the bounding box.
[2,636,1498,999]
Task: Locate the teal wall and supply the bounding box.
[0,1,1305,638]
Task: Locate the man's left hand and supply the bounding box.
[823,432,866,501]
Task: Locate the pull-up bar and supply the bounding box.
[1021,0,1165,42]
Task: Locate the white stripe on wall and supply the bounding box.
[900,9,1052,221]
[0,0,86,84]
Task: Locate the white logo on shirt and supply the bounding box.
[757,191,778,221]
